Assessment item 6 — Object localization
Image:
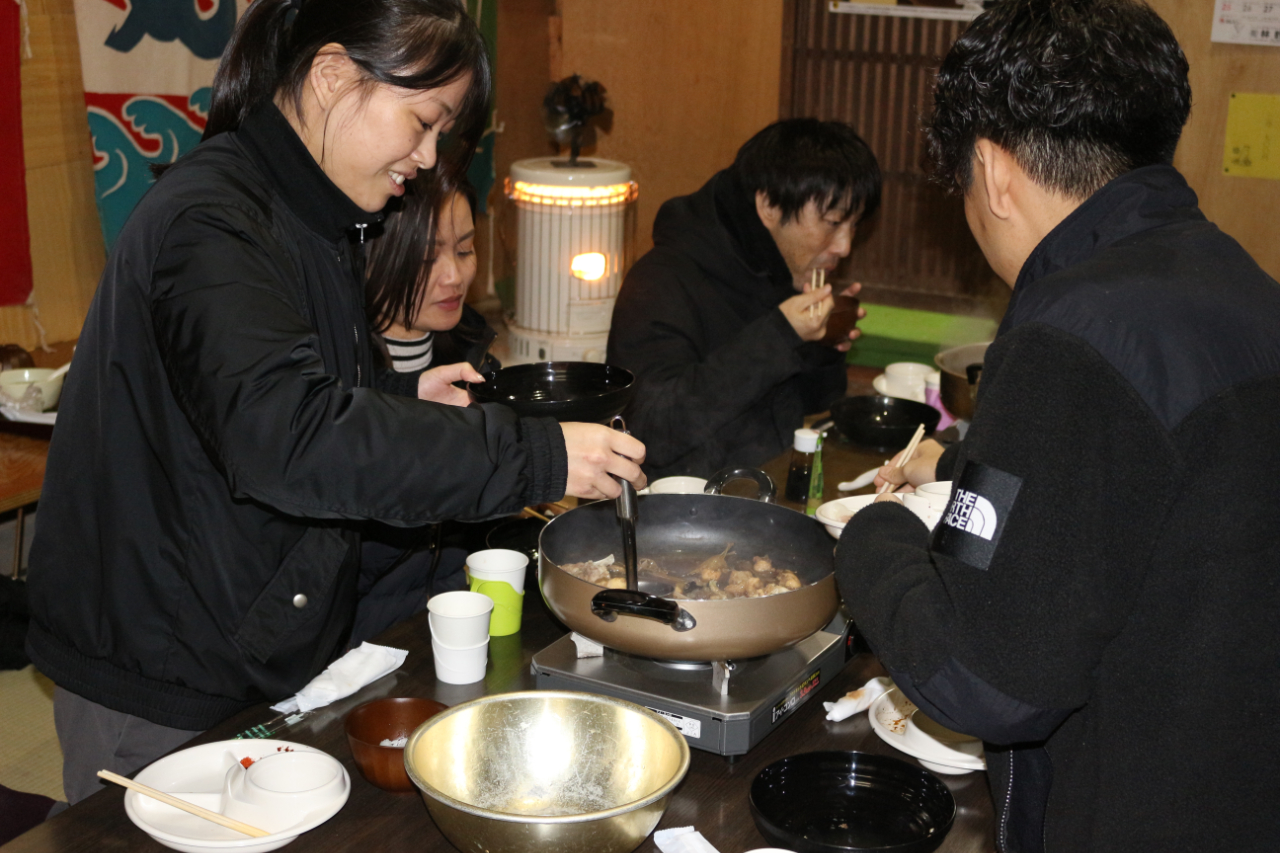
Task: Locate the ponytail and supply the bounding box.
[203,0,297,140]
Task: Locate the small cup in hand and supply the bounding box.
[819,295,861,347]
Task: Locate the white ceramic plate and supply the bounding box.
[868,687,985,775]
[0,404,55,424]
[872,374,926,404]
[814,495,878,539]
[123,739,349,853]
[815,494,936,539]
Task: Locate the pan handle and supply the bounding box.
[591,589,697,631]
[704,468,777,503]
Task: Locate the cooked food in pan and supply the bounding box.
[560,545,804,600]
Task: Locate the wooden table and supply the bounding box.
[0,421,50,577]
[0,340,71,574]
[0,423,48,515]
[3,413,993,853]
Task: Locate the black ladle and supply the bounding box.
[609,414,639,591]
[590,417,694,629]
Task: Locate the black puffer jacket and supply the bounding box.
[26,105,567,730]
[606,170,847,478]
[836,166,1280,853]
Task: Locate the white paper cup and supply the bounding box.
[465,549,530,595]
[431,636,489,685]
[902,494,942,530]
[646,476,708,495]
[914,480,953,512]
[427,591,494,647]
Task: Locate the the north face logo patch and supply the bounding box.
[932,460,1022,570]
[943,489,999,540]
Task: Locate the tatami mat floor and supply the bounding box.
[0,664,64,802]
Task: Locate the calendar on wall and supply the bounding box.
[1212,1,1280,46]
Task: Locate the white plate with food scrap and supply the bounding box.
[0,404,55,424]
[123,739,348,853]
[868,687,985,775]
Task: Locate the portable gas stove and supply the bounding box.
[532,612,854,758]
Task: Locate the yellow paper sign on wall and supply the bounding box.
[1223,92,1280,180]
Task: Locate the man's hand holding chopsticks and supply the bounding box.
[873,437,946,499]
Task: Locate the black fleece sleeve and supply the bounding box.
[150,204,566,525]
[836,323,1180,744]
[607,258,814,470]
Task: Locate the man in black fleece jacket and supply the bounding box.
[607,120,881,478]
[835,3,1280,852]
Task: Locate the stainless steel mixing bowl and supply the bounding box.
[404,690,690,853]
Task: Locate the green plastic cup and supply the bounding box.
[469,577,524,636]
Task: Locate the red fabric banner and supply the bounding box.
[0,2,34,307]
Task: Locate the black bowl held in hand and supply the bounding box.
[749,751,955,853]
[830,395,941,452]
[466,361,635,423]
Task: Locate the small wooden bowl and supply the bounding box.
[345,697,447,792]
[820,295,862,347]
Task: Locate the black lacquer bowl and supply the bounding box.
[830,395,941,452]
[467,361,634,423]
[749,751,955,853]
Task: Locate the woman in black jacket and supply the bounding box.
[26,0,645,804]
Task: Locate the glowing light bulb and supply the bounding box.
[571,253,607,281]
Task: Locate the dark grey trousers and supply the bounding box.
[53,686,203,805]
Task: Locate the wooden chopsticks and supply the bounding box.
[97,770,270,838]
[876,423,927,495]
[807,269,827,318]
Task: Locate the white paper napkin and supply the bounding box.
[654,826,723,853]
[570,632,604,658]
[823,676,891,721]
[271,642,408,714]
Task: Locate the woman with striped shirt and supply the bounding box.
[367,173,497,377]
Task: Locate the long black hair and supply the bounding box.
[203,0,491,190]
[366,171,478,335]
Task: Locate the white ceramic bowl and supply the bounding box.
[913,481,953,511]
[638,476,709,495]
[0,367,64,411]
[900,494,942,530]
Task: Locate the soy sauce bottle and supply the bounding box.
[785,428,819,503]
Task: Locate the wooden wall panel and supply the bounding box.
[2,0,103,351]
[488,0,558,304]
[785,3,1003,316]
[555,0,785,256]
[1150,0,1280,280]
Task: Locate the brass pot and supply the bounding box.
[538,489,839,662]
[933,342,990,422]
[405,691,690,853]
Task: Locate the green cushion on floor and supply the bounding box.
[847,304,998,369]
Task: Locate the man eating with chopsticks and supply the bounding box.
[835,2,1280,852]
[607,119,881,478]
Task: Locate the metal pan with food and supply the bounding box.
[538,469,839,662]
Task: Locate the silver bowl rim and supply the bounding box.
[403,689,692,825]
